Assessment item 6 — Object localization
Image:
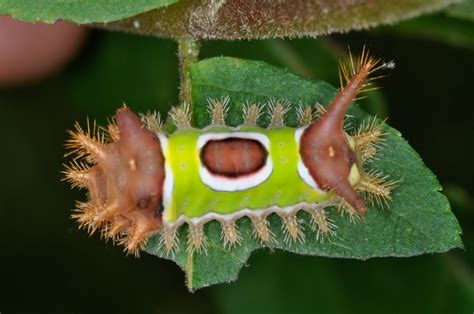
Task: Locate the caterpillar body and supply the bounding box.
[64,51,397,255]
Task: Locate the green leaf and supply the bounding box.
[104,0,457,40]
[143,57,463,290]
[0,0,177,23]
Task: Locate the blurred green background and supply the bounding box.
[0,10,473,314]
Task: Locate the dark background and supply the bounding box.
[0,11,473,314]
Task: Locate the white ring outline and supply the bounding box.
[197,132,273,192]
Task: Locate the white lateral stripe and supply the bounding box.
[162,200,335,227]
[158,133,174,214]
[294,127,322,191]
[297,160,320,190]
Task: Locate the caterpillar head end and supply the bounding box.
[300,112,367,215]
[300,50,392,215]
[64,107,165,255]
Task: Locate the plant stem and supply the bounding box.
[186,249,194,292]
[178,36,200,110]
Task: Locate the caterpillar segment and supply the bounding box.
[62,160,89,189]
[251,214,275,244]
[208,96,230,126]
[169,102,192,128]
[187,223,207,253]
[308,206,337,242]
[313,103,326,120]
[278,210,305,245]
[64,51,397,255]
[243,102,264,126]
[65,119,105,163]
[268,99,290,128]
[220,220,241,249]
[296,104,315,127]
[139,110,163,133]
[353,117,386,163]
[159,225,180,256]
[104,117,121,142]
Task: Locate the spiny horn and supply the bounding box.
[139,111,162,133]
[268,99,290,128]
[300,49,392,214]
[243,102,263,126]
[62,160,90,189]
[169,103,192,128]
[65,119,106,162]
[208,96,230,126]
[356,171,399,208]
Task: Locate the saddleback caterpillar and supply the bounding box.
[63,50,398,256]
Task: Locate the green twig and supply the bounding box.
[178,36,201,110]
[186,249,194,292]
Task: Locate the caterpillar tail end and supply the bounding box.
[64,107,166,255]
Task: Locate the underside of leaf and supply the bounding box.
[103,0,458,39]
